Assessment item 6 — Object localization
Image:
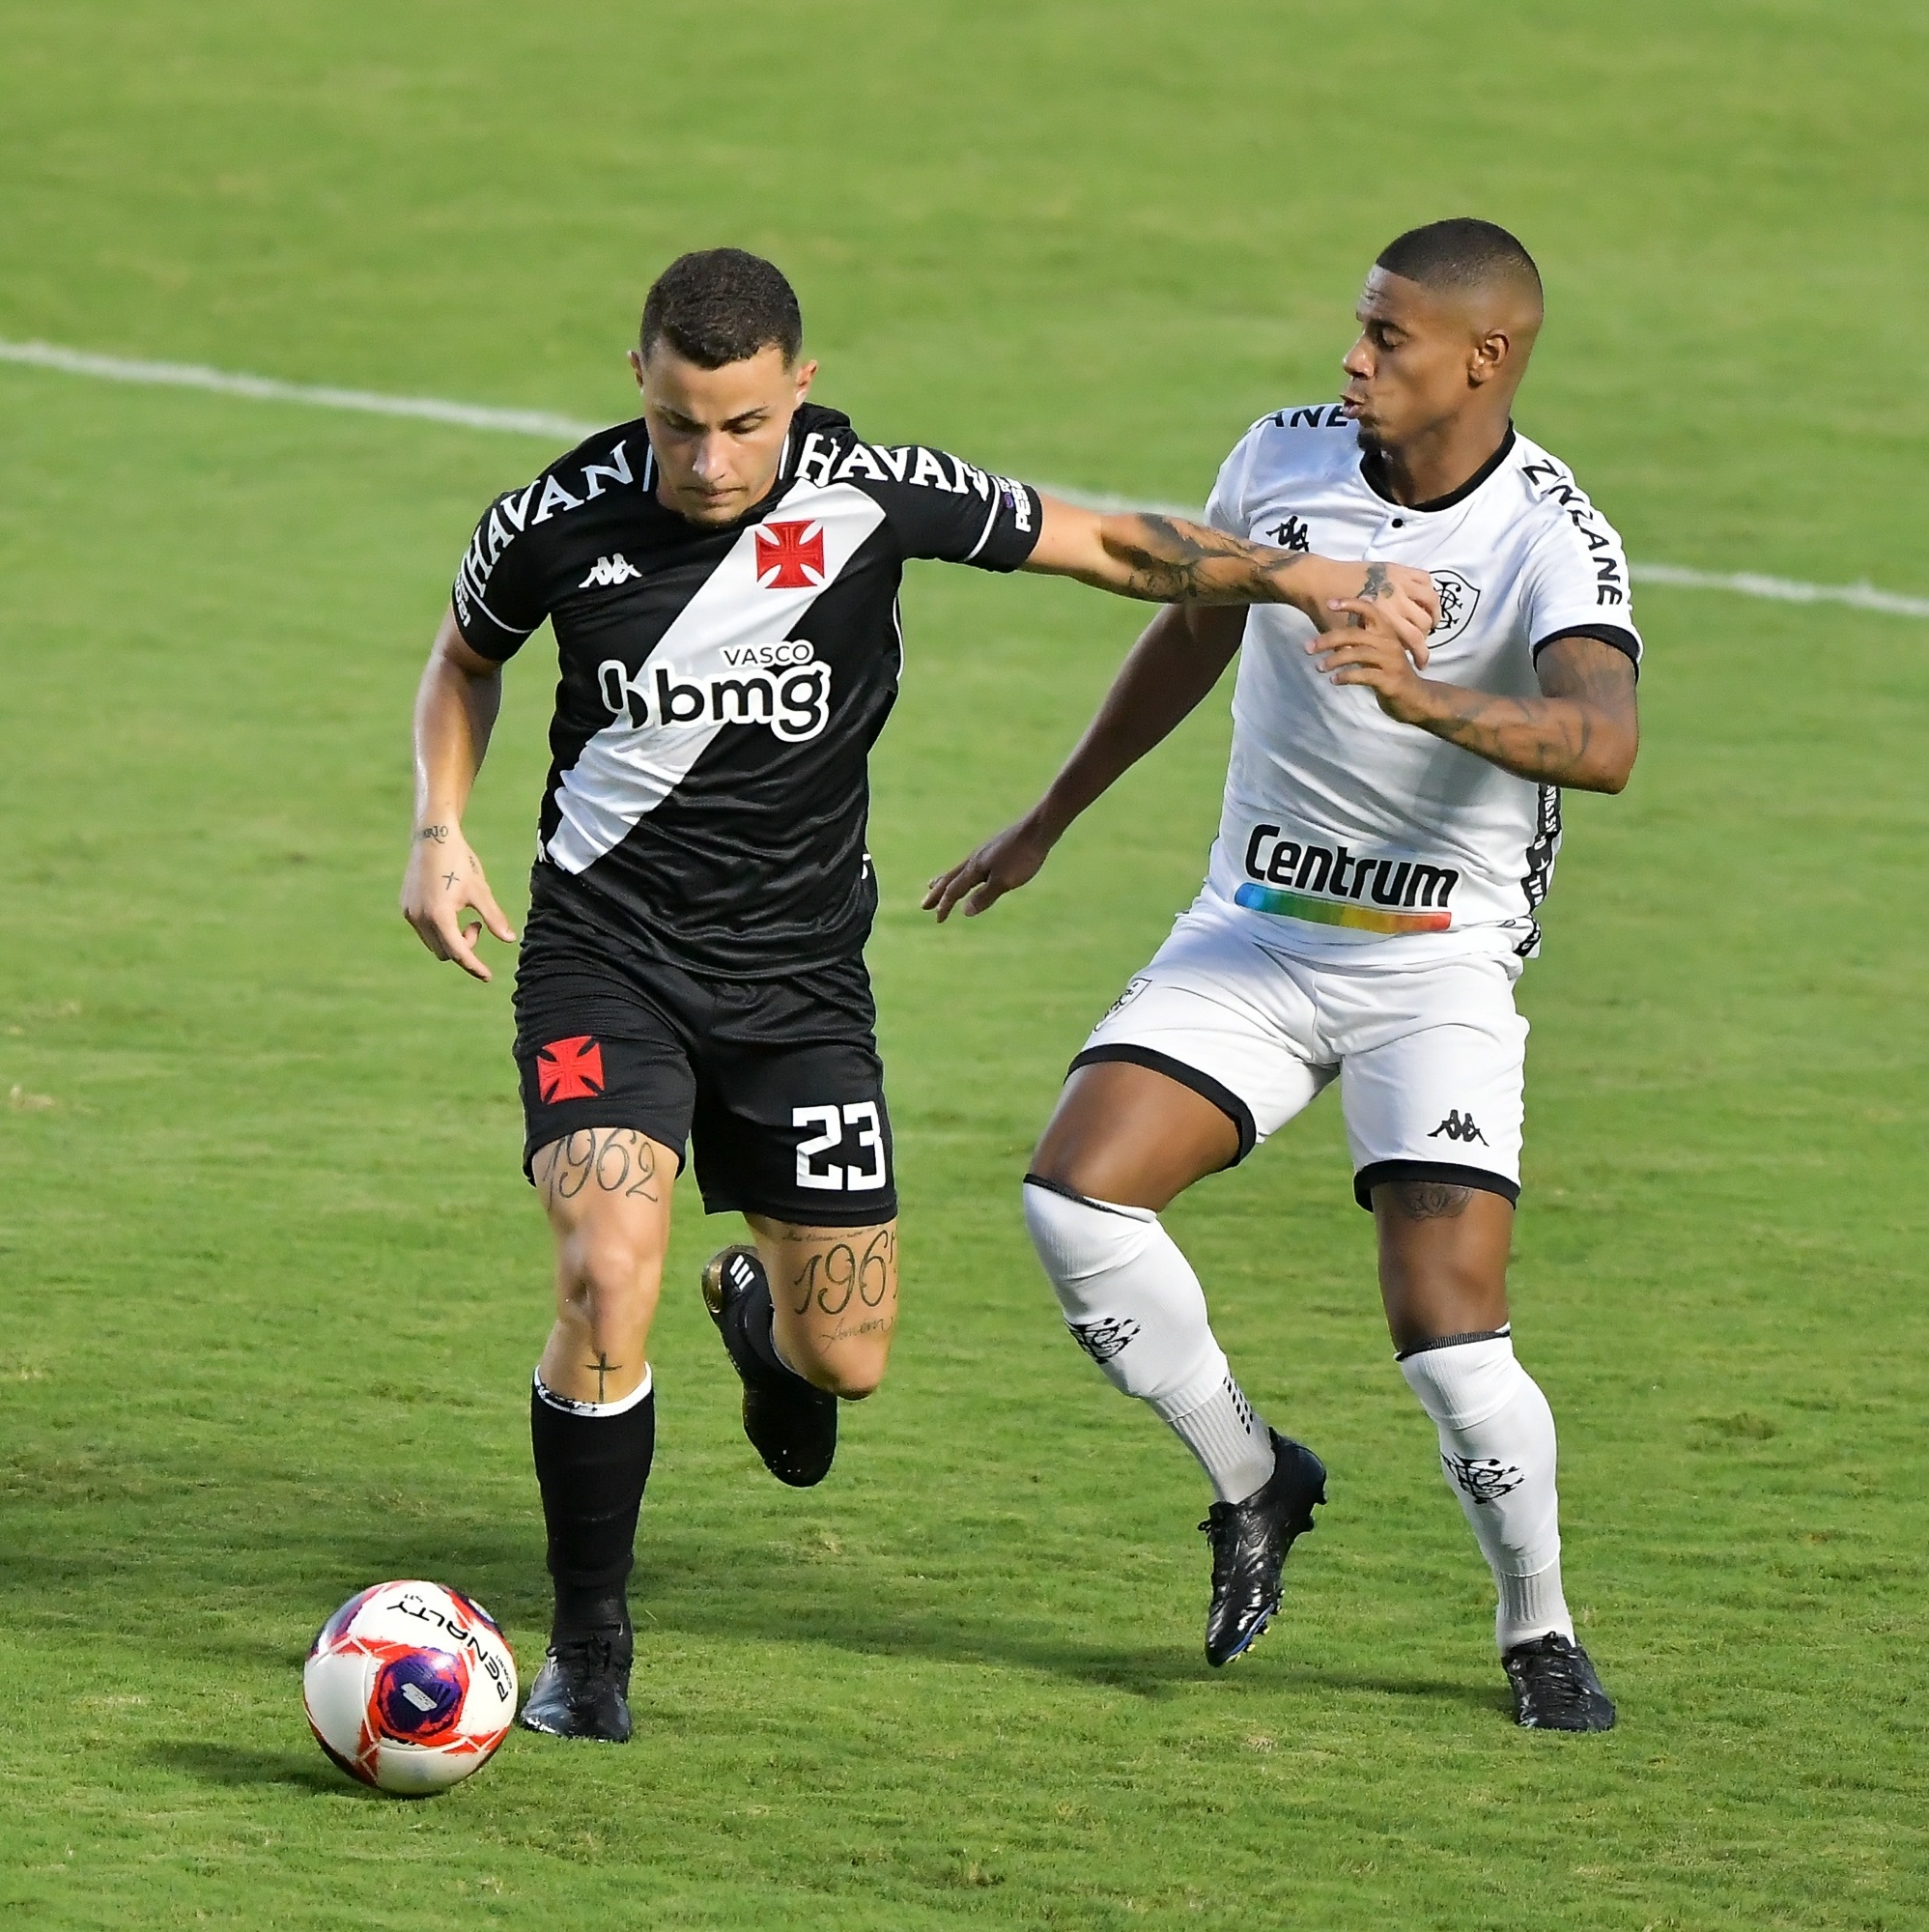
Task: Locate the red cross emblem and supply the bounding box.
[536,1036,605,1103]
[754,521,826,589]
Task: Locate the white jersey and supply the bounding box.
[1200,406,1641,963]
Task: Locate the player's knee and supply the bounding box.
[556,1227,663,1336]
[1022,1176,1157,1315]
[817,1358,886,1402]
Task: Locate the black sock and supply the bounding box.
[529,1375,655,1643]
[736,1260,811,1386]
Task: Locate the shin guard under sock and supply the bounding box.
[530,1368,656,1639]
[1398,1331,1573,1650]
[1023,1177,1275,1502]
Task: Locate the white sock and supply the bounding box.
[1023,1178,1276,1503]
[1399,1331,1573,1651]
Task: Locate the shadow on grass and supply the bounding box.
[8,1521,1500,1714]
[149,1740,377,1797]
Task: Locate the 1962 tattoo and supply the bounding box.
[784,1224,897,1320]
[535,1128,662,1207]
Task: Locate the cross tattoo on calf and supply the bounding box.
[586,1352,620,1403]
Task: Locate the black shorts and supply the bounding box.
[512,917,895,1227]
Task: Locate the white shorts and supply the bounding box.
[1074,897,1528,1208]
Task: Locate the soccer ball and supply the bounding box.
[303,1579,518,1794]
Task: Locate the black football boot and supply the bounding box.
[1503,1632,1616,1731]
[701,1244,837,1489]
[1200,1430,1327,1666]
[517,1620,634,1743]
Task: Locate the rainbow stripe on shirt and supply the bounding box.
[1234,881,1452,934]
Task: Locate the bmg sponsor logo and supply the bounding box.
[598,639,832,742]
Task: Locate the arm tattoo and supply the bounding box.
[1415,637,1635,790]
[1103,514,1310,605]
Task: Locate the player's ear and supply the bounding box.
[1466,328,1510,388]
[791,356,818,405]
[627,348,646,390]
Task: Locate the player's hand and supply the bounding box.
[1307,604,1442,724]
[400,824,518,982]
[923,816,1055,923]
[1311,561,1437,666]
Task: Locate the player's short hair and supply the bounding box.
[640,249,804,369]
[1376,219,1543,302]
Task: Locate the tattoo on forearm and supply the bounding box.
[1106,515,1309,605]
[1392,1179,1472,1220]
[1418,639,1634,788]
[416,824,449,843]
[535,1129,661,1207]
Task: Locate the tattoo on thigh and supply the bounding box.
[1393,1179,1473,1220]
[790,1226,896,1319]
[536,1129,661,1207]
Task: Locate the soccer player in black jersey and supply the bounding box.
[401,248,1437,1741]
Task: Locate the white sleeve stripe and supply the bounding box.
[962,492,1005,562]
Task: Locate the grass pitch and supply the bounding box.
[3,3,1927,1926]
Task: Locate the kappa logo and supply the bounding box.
[755,521,827,589]
[580,554,640,588]
[1066,1314,1141,1364]
[1442,1453,1524,1504]
[1428,569,1482,646]
[536,1036,605,1104]
[1428,1109,1488,1146]
[1265,516,1312,553]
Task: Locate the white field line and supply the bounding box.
[5,336,1924,621]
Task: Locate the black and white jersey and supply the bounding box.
[451,403,1042,978]
[1200,410,1641,961]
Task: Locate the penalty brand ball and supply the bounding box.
[303,1579,518,1794]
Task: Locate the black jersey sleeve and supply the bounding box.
[450,483,552,661]
[791,425,1044,572]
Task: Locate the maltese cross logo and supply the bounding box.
[537,1036,605,1103]
[754,521,826,589]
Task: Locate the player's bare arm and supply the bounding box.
[400,606,518,980]
[923,577,1442,923]
[1311,616,1639,793]
[1026,497,1440,626]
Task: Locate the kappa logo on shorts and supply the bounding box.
[1428,1108,1489,1146]
[1065,1314,1141,1363]
[537,1036,605,1103]
[1442,1453,1523,1504]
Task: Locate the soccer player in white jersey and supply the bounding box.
[927,219,1638,1730]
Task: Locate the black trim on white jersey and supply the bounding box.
[1531,622,1642,676]
[1360,425,1518,514]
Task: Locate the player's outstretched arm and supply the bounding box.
[924,604,1247,922]
[1313,614,1639,794]
[399,607,519,982]
[1023,497,1439,633]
